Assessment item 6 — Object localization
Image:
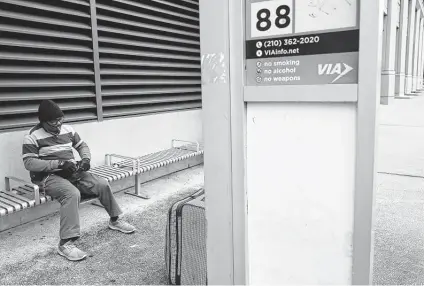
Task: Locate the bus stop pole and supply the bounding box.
[200,0,247,284]
[200,0,239,284]
[353,0,384,284]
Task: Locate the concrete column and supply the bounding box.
[418,18,424,90]
[405,0,417,94]
[382,0,401,104]
[421,33,424,90]
[416,18,424,90]
[395,0,410,97]
[421,30,424,89]
[381,14,388,103]
[412,11,422,92]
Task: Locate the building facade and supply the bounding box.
[0,0,202,188]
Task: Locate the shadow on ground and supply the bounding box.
[0,184,203,285]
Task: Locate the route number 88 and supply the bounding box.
[256,5,291,32]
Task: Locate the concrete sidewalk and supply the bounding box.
[373,94,424,285]
[0,165,204,285]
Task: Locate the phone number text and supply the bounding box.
[263,36,321,48]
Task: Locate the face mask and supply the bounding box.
[42,118,63,135]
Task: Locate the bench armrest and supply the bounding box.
[105,154,140,173]
[5,176,41,205]
[172,139,200,152]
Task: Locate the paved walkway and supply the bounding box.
[0,165,204,285]
[373,94,424,285]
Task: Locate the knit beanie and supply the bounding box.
[38,100,64,122]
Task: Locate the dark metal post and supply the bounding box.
[89,0,103,121]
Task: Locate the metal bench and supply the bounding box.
[0,176,52,217]
[88,140,204,199]
[0,139,203,226]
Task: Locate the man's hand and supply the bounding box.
[59,160,78,173]
[79,158,91,171]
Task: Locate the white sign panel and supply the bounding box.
[247,0,358,40]
[246,0,359,86]
[295,0,358,33]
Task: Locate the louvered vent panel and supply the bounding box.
[96,0,202,118]
[0,0,97,131]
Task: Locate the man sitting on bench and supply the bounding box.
[22,100,136,261]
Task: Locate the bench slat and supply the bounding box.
[1,191,35,207]
[0,201,15,214]
[0,193,28,210]
[96,165,131,178]
[12,187,30,196]
[141,153,185,171]
[142,149,186,164]
[39,196,50,204]
[138,149,174,163]
[14,186,51,204]
[89,170,122,182]
[90,167,123,181]
[0,197,24,211]
[137,155,178,168]
[116,149,183,171]
[138,148,183,163]
[0,192,35,207]
[114,147,186,168]
[94,165,132,177]
[117,149,170,165]
[16,185,35,194]
[14,186,35,199]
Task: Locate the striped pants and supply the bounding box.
[41,171,123,239]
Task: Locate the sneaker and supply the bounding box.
[57,241,87,261]
[108,219,136,234]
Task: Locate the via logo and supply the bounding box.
[318,63,354,83]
